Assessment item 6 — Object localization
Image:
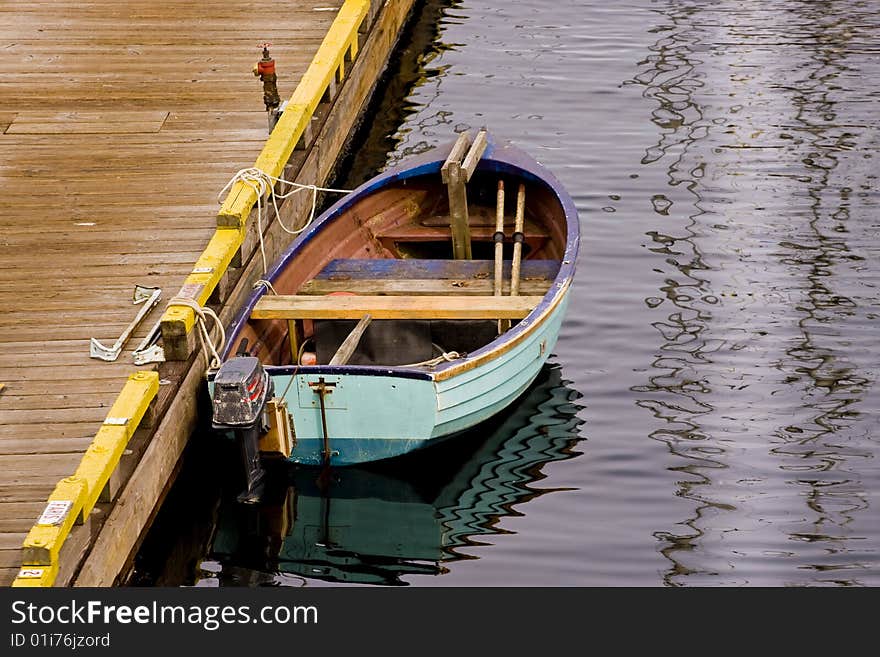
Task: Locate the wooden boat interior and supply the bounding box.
[232,167,568,369]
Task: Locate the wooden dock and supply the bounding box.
[0,0,415,586]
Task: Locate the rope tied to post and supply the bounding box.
[218,167,352,275]
[168,297,226,372]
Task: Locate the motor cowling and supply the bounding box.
[212,356,273,429]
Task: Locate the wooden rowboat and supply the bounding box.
[209,130,578,499]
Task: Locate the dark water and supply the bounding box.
[135,0,880,587]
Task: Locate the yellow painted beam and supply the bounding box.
[161,226,244,336]
[21,476,89,567]
[74,371,159,517]
[12,564,59,588]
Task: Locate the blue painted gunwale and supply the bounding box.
[215,134,579,464]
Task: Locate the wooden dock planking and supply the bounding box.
[0,1,344,586]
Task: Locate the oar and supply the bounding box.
[329,314,373,365]
[510,183,526,297]
[494,180,506,333]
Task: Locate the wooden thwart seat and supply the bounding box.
[375,221,550,253]
[299,278,551,296]
[251,295,544,320]
[314,258,559,280]
[299,257,557,297]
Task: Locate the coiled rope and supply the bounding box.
[218,167,351,275]
[168,297,225,372]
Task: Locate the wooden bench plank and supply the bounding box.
[299,277,552,296]
[252,295,543,320]
[316,258,560,280]
[377,219,549,242]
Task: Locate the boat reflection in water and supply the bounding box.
[197,363,584,586]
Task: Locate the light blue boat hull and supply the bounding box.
[212,134,579,467]
[267,291,569,465]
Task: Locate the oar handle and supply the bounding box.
[510,183,526,297]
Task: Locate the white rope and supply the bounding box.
[218,167,352,275]
[402,344,463,368]
[253,279,279,295]
[168,297,225,372]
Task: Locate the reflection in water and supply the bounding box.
[336,0,459,189]
[766,2,875,584]
[630,1,879,585]
[195,365,583,586]
[627,1,726,585]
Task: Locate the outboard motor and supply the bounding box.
[212,357,274,503]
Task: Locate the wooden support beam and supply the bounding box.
[439,129,490,260]
[315,258,560,281]
[445,164,472,260]
[441,131,473,260]
[461,129,488,181]
[252,294,542,320]
[440,132,471,184]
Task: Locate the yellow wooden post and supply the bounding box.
[20,477,89,567]
[16,370,159,585]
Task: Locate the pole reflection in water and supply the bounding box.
[194,365,583,586]
[628,1,880,585]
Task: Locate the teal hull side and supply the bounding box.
[264,291,569,466]
[273,372,437,465]
[432,293,568,437]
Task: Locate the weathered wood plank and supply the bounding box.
[0,454,82,483]
[0,547,26,568]
[377,219,550,241]
[315,258,560,280]
[252,294,543,320]
[0,567,20,587]
[0,436,94,456]
[299,277,552,296]
[6,111,169,134]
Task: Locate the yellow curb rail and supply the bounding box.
[13,371,160,587]
[160,0,370,353]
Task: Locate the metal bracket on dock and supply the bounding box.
[89,285,162,362]
[131,316,166,365]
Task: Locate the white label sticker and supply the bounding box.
[37,500,73,526]
[19,568,45,579]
